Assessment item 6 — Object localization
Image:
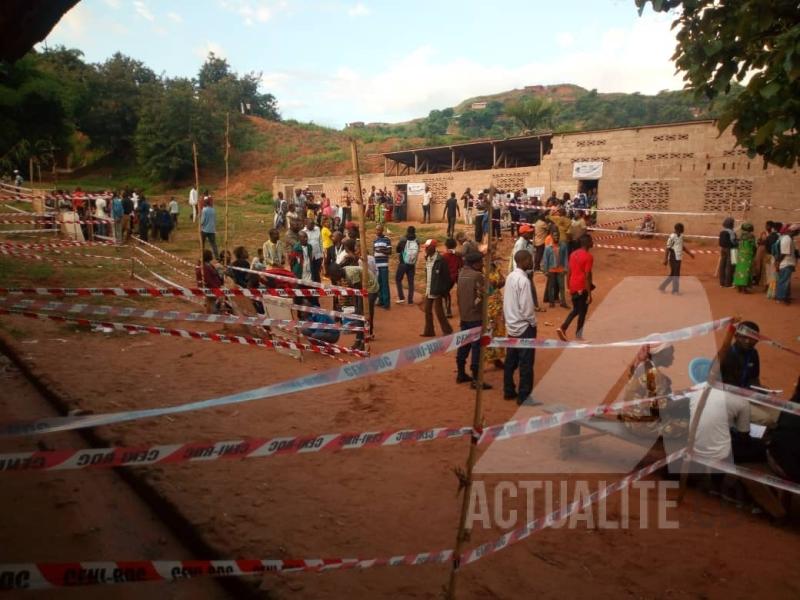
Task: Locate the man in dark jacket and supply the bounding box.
[456,251,492,389]
[421,239,453,337]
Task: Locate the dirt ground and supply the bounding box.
[0,222,798,599]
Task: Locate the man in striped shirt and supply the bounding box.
[373,224,392,309]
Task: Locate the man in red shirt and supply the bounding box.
[557,234,594,341]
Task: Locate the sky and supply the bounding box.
[42,0,686,128]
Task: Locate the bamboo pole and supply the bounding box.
[678,319,737,504]
[193,140,205,288]
[446,186,495,599]
[350,139,371,353]
[223,112,230,261]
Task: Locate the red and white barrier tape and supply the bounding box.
[0,308,368,358]
[228,264,360,295]
[693,457,800,496]
[0,240,113,250]
[737,325,800,357]
[594,243,716,255]
[588,226,717,240]
[132,236,194,268]
[459,449,686,568]
[0,389,696,474]
[489,318,730,349]
[133,246,192,279]
[712,382,800,417]
[0,285,366,299]
[0,298,367,332]
[0,249,86,267]
[0,219,55,225]
[0,327,482,437]
[0,229,57,234]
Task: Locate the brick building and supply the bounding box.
[273,120,799,235]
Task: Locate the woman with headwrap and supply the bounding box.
[718,217,738,287]
[733,222,755,292]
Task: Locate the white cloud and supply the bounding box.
[347,2,370,17]
[218,0,286,26]
[288,12,684,125]
[556,32,574,49]
[195,41,227,59]
[133,0,154,22]
[167,11,183,23]
[104,0,122,8]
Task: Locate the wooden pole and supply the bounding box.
[678,319,737,503]
[223,112,230,261]
[193,140,205,288]
[350,139,371,352]
[446,186,495,600]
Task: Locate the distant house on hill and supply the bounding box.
[470,101,487,110]
[346,121,365,128]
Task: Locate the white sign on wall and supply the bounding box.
[406,183,425,195]
[572,161,604,180]
[526,186,545,198]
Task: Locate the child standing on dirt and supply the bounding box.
[658,222,694,295]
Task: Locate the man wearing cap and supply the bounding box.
[421,239,453,337]
[503,249,540,405]
[456,251,492,388]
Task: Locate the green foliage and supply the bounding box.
[504,96,556,133]
[636,0,800,167]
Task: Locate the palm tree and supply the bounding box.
[505,96,556,134]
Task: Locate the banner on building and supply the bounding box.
[406,183,425,195]
[572,161,604,180]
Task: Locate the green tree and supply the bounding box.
[636,0,800,167]
[504,96,556,133]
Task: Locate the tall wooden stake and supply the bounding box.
[193,140,205,287]
[223,112,230,260]
[446,186,495,599]
[350,139,371,353]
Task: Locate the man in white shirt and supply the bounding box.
[422,186,432,224]
[94,194,108,237]
[168,196,180,229]
[689,386,751,463]
[775,225,797,304]
[511,225,543,310]
[189,186,198,222]
[304,218,324,282]
[503,249,540,406]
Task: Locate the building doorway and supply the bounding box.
[394,184,408,222]
[577,179,598,196]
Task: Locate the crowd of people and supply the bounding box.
[718,218,799,305]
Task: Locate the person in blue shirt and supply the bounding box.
[301,312,342,345]
[373,223,392,309]
[200,198,219,259]
[111,192,124,243]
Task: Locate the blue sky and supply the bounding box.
[43,0,684,128]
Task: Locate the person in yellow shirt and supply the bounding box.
[321,217,333,254]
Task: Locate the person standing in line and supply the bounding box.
[304,218,324,283]
[168,196,180,230]
[474,192,487,243]
[341,187,353,224]
[394,188,406,222]
[420,239,453,337]
[326,230,343,274]
[111,191,124,243]
[718,216,737,287]
[94,192,108,238]
[441,237,463,318]
[442,192,461,238]
[510,225,544,312]
[461,187,474,226]
[189,186,198,223]
[557,234,594,341]
[455,230,478,258]
[775,224,798,305]
[542,228,569,308]
[290,230,313,283]
[373,224,392,309]
[262,228,285,268]
[503,249,539,406]
[121,192,134,241]
[395,226,419,305]
[658,222,694,295]
[422,186,433,224]
[200,197,219,259]
[137,194,151,242]
[533,210,548,272]
[733,222,755,293]
[455,251,492,389]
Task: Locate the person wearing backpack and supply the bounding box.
[395,226,419,305]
